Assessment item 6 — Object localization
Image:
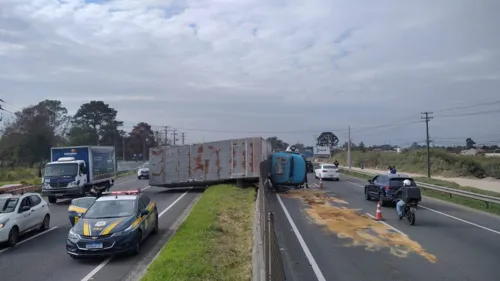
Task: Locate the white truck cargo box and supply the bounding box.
[149,137,272,187]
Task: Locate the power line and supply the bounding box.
[434,109,500,118]
[431,99,500,113]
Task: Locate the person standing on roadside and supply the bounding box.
[390,166,397,174]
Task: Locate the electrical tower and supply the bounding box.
[171,130,178,146]
[421,112,433,178]
[163,126,169,146]
[181,132,186,145]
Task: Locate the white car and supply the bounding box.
[137,162,150,179]
[0,192,51,246]
[315,164,340,181]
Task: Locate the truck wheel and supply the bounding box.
[48,196,57,204]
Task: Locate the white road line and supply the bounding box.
[81,258,112,281]
[141,186,151,192]
[80,190,190,281]
[276,194,326,281]
[0,226,59,254]
[418,205,500,235]
[365,213,408,237]
[344,178,500,236]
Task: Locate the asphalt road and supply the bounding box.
[270,174,500,281]
[0,174,201,281]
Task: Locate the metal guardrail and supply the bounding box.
[255,160,286,281]
[341,167,500,208]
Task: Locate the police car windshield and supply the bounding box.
[84,200,135,218]
[322,165,338,169]
[141,163,149,168]
[44,163,78,177]
[0,198,19,213]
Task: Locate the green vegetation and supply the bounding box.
[341,169,500,216]
[334,149,500,179]
[0,168,41,186]
[0,167,137,188]
[141,184,256,281]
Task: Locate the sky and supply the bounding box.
[1,0,500,147]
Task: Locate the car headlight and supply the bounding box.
[112,225,134,237]
[68,228,81,239]
[0,219,9,229]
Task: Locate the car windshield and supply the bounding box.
[322,165,338,169]
[390,178,417,187]
[73,197,96,209]
[44,163,78,177]
[83,200,135,218]
[0,198,19,213]
[141,163,149,169]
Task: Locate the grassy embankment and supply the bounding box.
[0,168,137,187]
[339,167,500,216]
[334,149,500,179]
[141,184,256,281]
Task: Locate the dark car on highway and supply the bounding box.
[364,174,417,206]
[66,190,158,259]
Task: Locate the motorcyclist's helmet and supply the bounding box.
[402,179,412,186]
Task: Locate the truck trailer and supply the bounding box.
[149,137,272,187]
[41,146,117,203]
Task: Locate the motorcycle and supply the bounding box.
[400,200,418,225]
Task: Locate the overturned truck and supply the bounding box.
[149,137,272,187]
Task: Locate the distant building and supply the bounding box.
[460,148,485,156]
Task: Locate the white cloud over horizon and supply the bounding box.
[1,0,500,147]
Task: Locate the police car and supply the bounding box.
[66,190,158,258]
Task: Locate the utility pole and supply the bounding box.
[347,125,351,170]
[181,132,186,145]
[122,136,125,161]
[421,112,433,178]
[163,126,169,146]
[171,130,178,146]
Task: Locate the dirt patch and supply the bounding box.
[282,189,437,263]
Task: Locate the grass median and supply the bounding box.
[341,169,500,216]
[141,184,256,281]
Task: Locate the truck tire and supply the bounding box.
[48,196,57,204]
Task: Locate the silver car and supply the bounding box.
[137,162,150,179]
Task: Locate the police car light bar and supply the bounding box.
[102,189,141,196]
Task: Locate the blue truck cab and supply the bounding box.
[41,146,117,204]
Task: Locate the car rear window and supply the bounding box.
[389,178,417,187]
[322,165,337,169]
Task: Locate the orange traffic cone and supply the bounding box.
[375,201,384,221]
[319,178,323,189]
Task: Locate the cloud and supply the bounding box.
[0,0,499,146]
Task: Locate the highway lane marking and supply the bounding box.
[344,179,500,236]
[365,213,409,237]
[80,190,190,281]
[418,205,500,235]
[276,194,326,281]
[0,226,58,254]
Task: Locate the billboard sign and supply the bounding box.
[314,146,330,156]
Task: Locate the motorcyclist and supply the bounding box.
[333,160,339,168]
[395,179,412,219]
